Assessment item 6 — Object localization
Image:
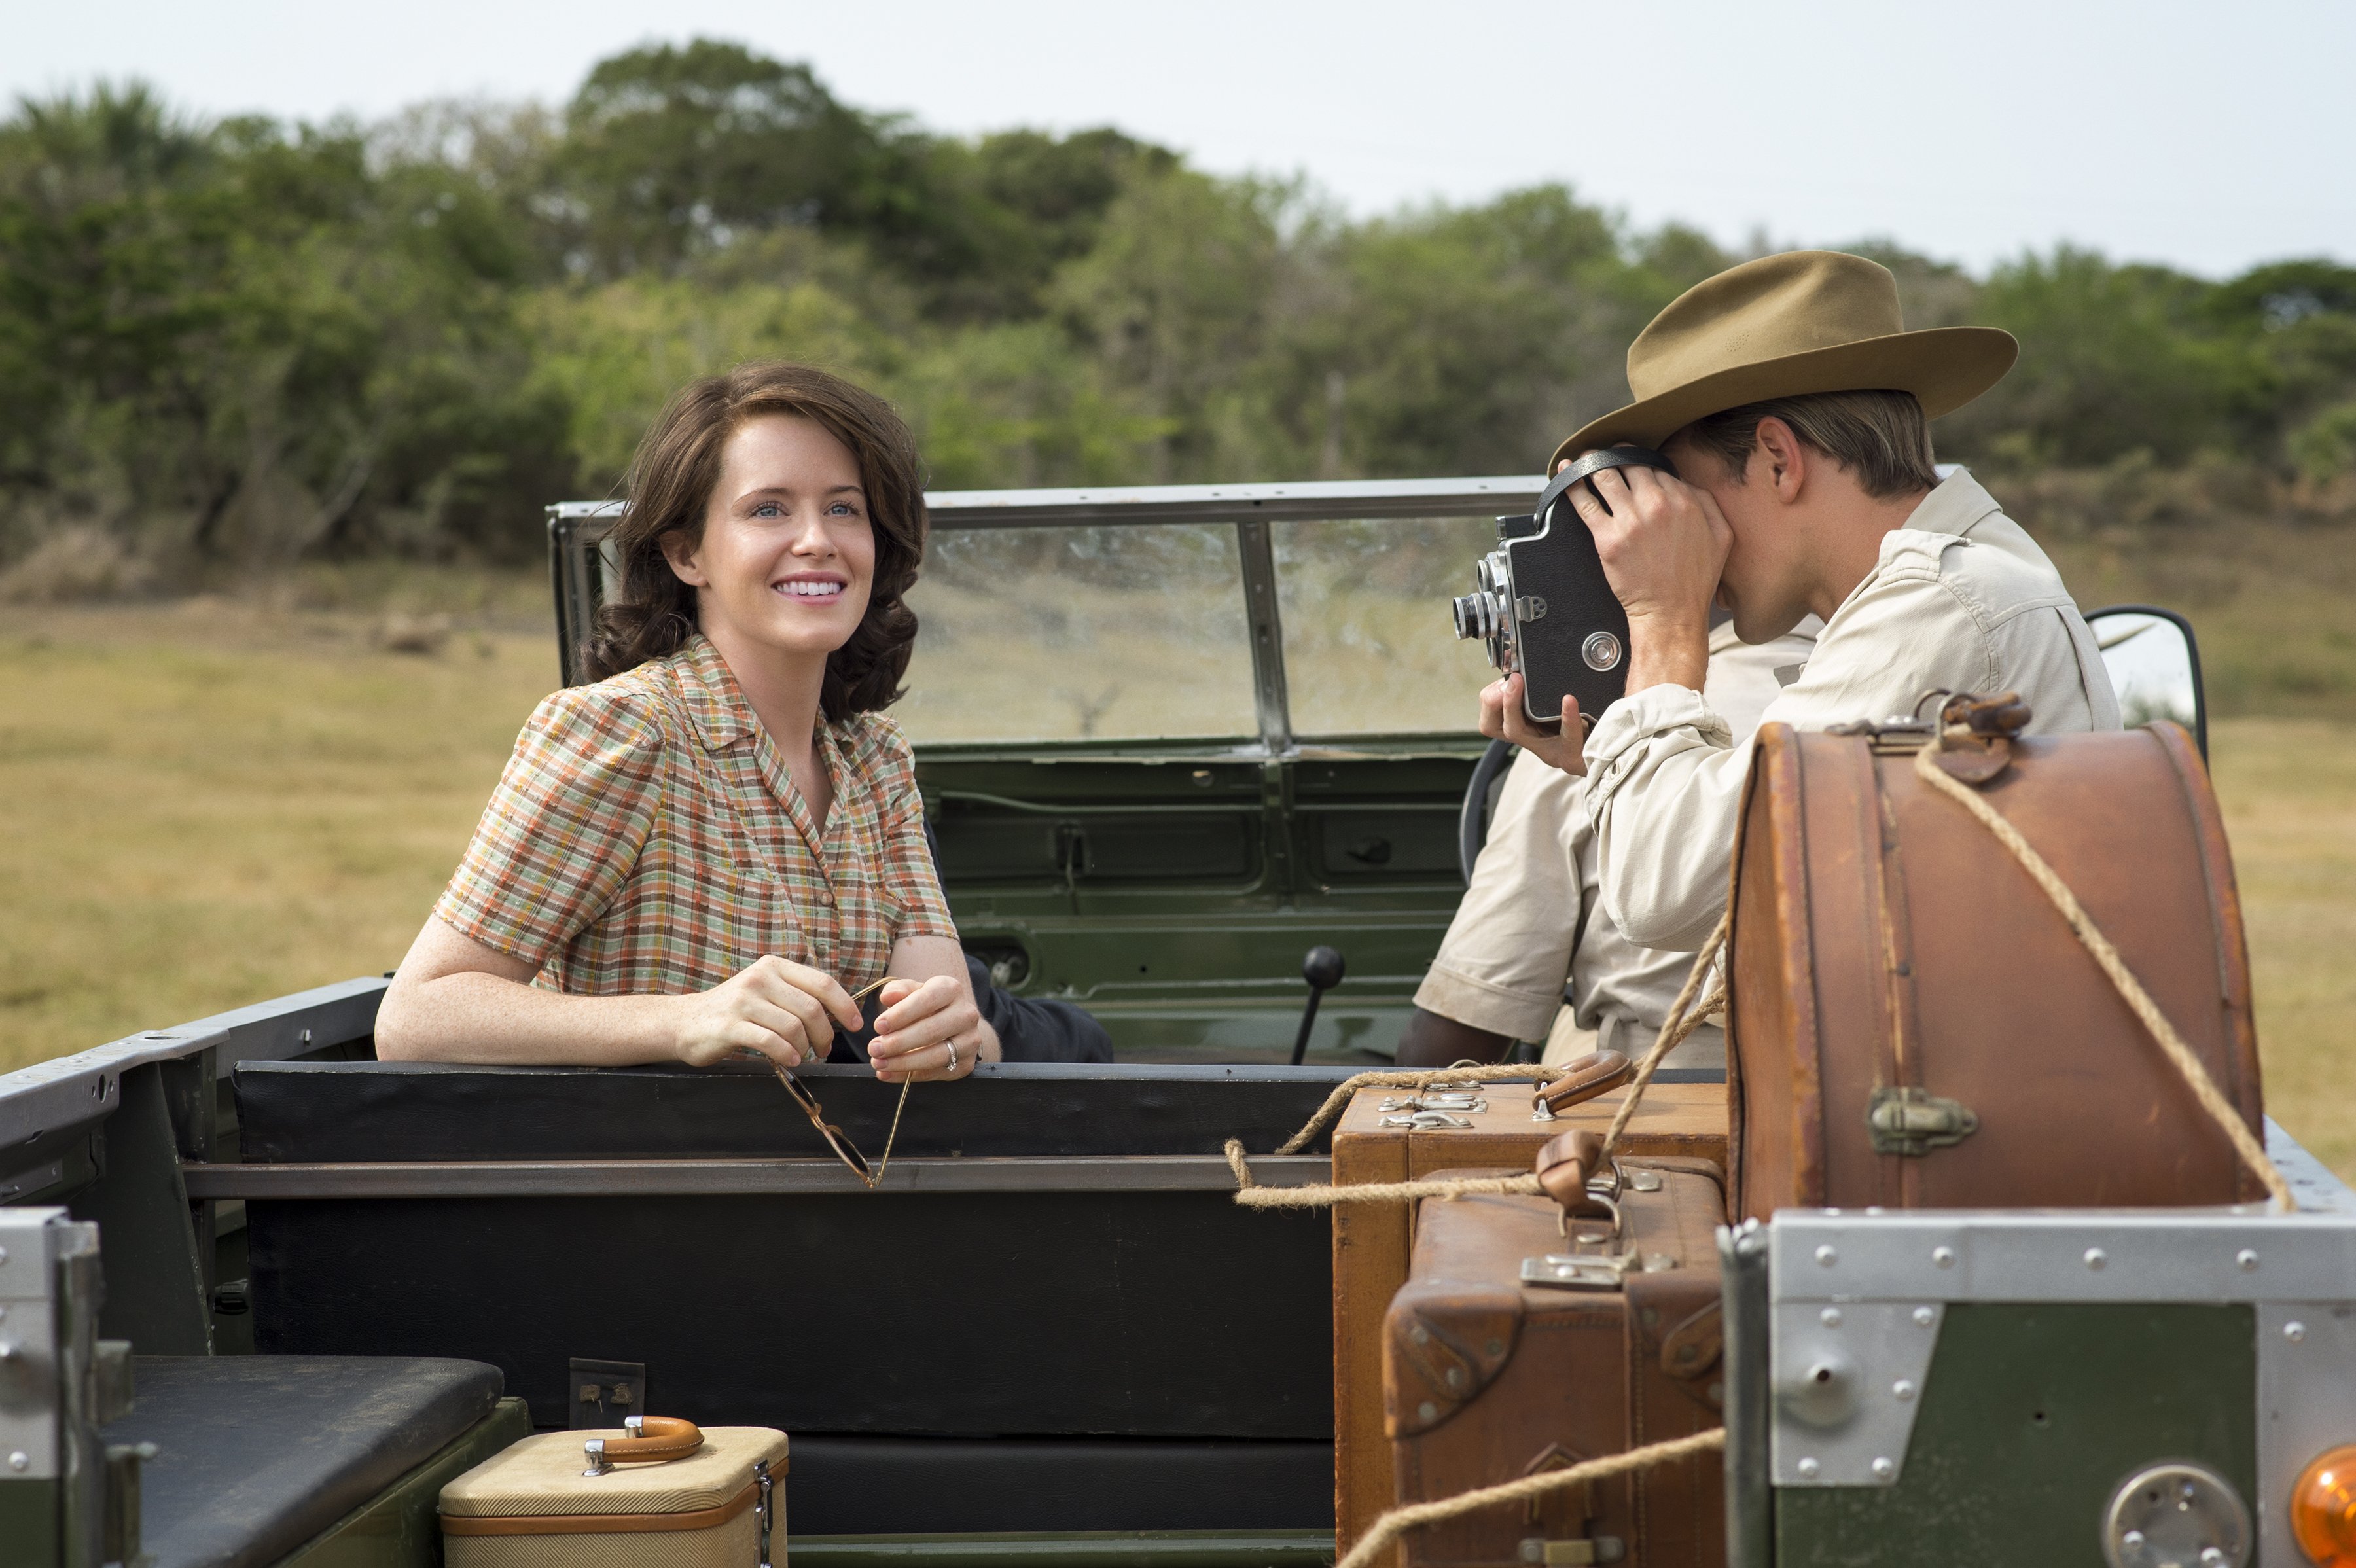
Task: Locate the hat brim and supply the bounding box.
[1548,325,2018,471]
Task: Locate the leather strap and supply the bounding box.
[1533,1129,1606,1211]
[1534,444,1678,524]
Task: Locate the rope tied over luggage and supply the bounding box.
[1225,1137,1544,1208]
[1230,975,1730,1209]
[1908,732,2294,1211]
[1272,1063,1570,1156]
[1332,1427,1727,1568]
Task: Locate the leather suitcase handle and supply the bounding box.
[584,1416,704,1473]
[1533,1129,1606,1210]
[1536,1050,1633,1114]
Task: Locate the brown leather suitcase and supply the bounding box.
[1726,715,2264,1219]
[1383,1159,1727,1568]
[1332,1077,1728,1554]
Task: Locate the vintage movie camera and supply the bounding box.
[1450,445,1677,730]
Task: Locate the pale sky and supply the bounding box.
[7,0,2351,279]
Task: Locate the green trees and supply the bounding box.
[2,41,2352,583]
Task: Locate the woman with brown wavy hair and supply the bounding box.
[375,362,997,1079]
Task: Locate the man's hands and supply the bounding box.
[1481,459,1731,776]
[1563,463,1727,695]
[1477,675,1587,776]
[670,955,862,1069]
[867,975,999,1082]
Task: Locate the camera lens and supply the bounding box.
[1451,595,1484,641]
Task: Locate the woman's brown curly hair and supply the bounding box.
[581,362,926,722]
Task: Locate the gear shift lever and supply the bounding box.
[1288,946,1346,1066]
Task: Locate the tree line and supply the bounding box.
[4,38,2353,577]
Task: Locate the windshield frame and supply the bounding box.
[548,474,1546,754]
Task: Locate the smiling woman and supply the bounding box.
[373,363,998,1083]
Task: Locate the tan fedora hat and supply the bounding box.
[1548,250,2018,469]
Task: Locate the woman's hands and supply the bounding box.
[867,974,1001,1083]
[669,955,863,1069]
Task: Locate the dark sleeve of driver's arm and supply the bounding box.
[968,955,1113,1063]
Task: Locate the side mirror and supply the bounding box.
[2086,604,2207,762]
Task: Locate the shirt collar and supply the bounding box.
[669,634,759,752]
[1900,467,2005,541]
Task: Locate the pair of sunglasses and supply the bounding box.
[769,976,891,1187]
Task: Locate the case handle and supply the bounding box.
[1535,1050,1633,1116]
[583,1416,705,1476]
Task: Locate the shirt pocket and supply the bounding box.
[695,860,810,972]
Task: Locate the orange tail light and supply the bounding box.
[2293,1445,2356,1565]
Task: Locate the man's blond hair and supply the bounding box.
[1676,389,1938,498]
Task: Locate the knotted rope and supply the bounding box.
[1332,1427,1727,1568]
[1910,737,2292,1210]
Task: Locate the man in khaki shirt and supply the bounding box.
[1402,616,1814,1069]
[1483,250,2118,952]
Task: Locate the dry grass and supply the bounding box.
[1,552,2352,1184]
[0,590,563,1072]
[2209,718,2356,1173]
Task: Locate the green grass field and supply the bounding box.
[3,544,2352,1175]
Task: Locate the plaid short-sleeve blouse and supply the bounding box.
[435,634,957,995]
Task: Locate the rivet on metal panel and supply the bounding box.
[1871,1457,1895,1480]
[1821,1308,1842,1328]
[1815,1245,1838,1267]
[2236,1249,2259,1272]
[7,1452,26,1472]
[2085,1248,2107,1271]
[2285,1321,2307,1343]
[1797,1457,1820,1479]
[1932,1247,1956,1268]
[1893,1380,1916,1402]
[1912,1306,1936,1327]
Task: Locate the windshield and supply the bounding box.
[1273,514,1499,738]
[897,523,1260,744]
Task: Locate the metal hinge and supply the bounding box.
[1515,595,1548,623]
[1867,1086,1980,1156]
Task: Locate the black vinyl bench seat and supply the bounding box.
[104,1355,510,1568]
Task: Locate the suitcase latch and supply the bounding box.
[1866,1086,1980,1155]
[1380,1094,1487,1114]
[1521,1253,1633,1289]
[1381,1111,1475,1129]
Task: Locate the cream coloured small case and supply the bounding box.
[440,1419,786,1568]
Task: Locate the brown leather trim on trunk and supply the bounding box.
[440,1478,758,1536]
[2148,722,2268,1199]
